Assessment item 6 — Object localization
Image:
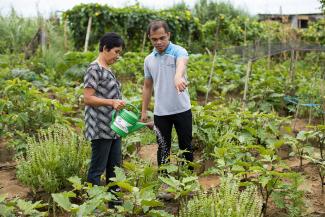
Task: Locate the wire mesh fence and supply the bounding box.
[218,41,325,63]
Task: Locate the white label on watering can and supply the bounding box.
[115,116,131,133]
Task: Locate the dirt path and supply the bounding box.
[0,140,29,198]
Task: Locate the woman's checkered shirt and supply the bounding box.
[83,62,122,140]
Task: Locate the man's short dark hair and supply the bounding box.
[147,20,170,36]
[99,32,124,52]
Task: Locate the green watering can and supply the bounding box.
[110,104,147,137]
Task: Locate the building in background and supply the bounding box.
[258,13,324,28]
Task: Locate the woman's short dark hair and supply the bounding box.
[99,32,124,52]
[147,20,170,36]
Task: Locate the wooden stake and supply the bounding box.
[84,16,92,52]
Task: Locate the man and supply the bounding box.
[141,20,193,170]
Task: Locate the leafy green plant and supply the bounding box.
[64,4,200,52]
[52,176,116,216]
[192,102,287,157]
[16,124,91,194]
[109,166,170,216]
[270,174,305,217]
[310,125,325,159]
[179,175,263,217]
[304,156,325,193]
[249,149,305,216]
[159,175,199,201]
[0,194,47,217]
[286,131,316,169]
[52,175,172,217]
[206,130,305,216]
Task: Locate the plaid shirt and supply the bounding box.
[84,61,122,140]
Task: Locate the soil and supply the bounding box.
[138,143,158,166]
[0,140,30,199]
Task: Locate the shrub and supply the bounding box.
[16,124,91,193]
[179,175,263,217]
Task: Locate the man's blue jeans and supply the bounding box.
[87,138,121,186]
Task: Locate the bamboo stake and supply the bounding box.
[243,60,252,108]
[205,51,217,105]
[141,31,146,53]
[64,19,68,51]
[40,20,46,54]
[84,16,92,52]
[267,37,271,70]
[288,49,295,94]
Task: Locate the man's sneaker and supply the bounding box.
[157,184,174,201]
[157,192,174,201]
[108,199,123,209]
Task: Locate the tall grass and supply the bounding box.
[0,8,38,54]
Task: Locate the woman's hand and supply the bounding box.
[112,100,126,110]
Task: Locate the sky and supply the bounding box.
[0,0,322,17]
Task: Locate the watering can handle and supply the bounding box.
[111,110,116,122]
[111,103,140,121]
[125,103,140,117]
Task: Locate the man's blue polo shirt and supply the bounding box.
[144,42,191,116]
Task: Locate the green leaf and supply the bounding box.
[159,176,179,188]
[231,165,245,172]
[0,204,15,217]
[259,176,271,188]
[116,181,134,192]
[272,140,285,149]
[148,209,174,217]
[141,200,163,207]
[123,161,136,171]
[111,167,126,181]
[68,176,82,190]
[78,198,103,216]
[87,185,108,198]
[52,193,72,211]
[123,200,134,212]
[182,176,198,184]
[0,194,7,203]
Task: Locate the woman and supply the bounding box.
[84,32,126,188]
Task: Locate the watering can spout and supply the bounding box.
[128,122,147,134]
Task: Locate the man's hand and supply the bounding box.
[174,75,187,93]
[145,121,154,129]
[112,100,126,110]
[140,111,148,122]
